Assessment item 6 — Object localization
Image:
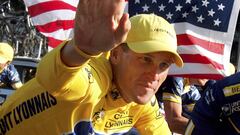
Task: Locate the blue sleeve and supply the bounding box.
[7,64,22,84]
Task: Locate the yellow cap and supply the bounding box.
[126,14,183,67]
[0,43,14,63]
[226,62,235,76]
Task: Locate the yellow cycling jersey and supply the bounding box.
[0,42,171,135]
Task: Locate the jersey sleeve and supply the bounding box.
[36,41,112,100]
[134,96,171,135]
[160,76,184,104]
[7,64,22,84]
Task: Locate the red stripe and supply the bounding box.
[47,37,64,48]
[180,54,224,69]
[35,20,74,33]
[177,34,224,55]
[28,1,76,17]
[170,74,224,80]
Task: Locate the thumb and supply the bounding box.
[114,13,131,45]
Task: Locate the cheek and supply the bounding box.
[157,70,169,85]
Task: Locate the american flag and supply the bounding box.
[23,0,240,79]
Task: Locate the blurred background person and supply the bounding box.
[185,66,238,135]
[156,62,235,134]
[156,76,210,134]
[0,42,22,89]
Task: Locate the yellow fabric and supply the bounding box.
[162,92,182,104]
[0,43,14,63]
[223,83,240,97]
[134,96,171,135]
[11,82,23,89]
[0,41,170,135]
[184,120,195,135]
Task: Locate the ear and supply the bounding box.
[110,46,122,64]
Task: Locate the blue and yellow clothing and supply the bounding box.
[0,64,21,88]
[156,76,201,117]
[0,64,22,105]
[185,72,240,135]
[0,42,171,135]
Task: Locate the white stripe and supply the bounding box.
[31,10,76,25]
[169,63,225,75]
[178,45,224,63]
[169,63,223,74]
[41,28,74,40]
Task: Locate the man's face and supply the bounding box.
[111,46,174,104]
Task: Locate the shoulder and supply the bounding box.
[217,72,240,98]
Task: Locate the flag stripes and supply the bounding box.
[23,0,240,79]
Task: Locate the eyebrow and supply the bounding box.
[143,53,154,57]
[143,53,174,63]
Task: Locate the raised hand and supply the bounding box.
[74,0,131,55]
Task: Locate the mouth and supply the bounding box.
[137,82,157,92]
[139,81,158,91]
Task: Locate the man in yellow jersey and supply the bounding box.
[0,0,183,134]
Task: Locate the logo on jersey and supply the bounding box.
[104,111,133,130]
[223,84,240,97]
[155,109,164,119]
[204,87,215,105]
[222,100,240,116]
[110,88,121,100]
[92,108,105,126]
[0,91,57,135]
[151,97,156,107]
[84,68,94,83]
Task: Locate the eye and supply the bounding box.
[142,56,153,64]
[159,62,172,70]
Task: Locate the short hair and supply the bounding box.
[120,43,129,52]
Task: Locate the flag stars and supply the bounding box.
[135,0,140,4]
[182,12,189,18]
[208,9,215,17]
[142,4,150,12]
[159,4,166,12]
[175,4,183,11]
[192,5,199,13]
[186,0,191,4]
[168,0,174,3]
[152,0,157,3]
[202,0,209,7]
[214,18,221,26]
[197,15,205,23]
[166,12,173,20]
[218,3,225,11]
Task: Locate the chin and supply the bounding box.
[134,96,152,105]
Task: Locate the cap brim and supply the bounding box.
[127,40,184,67]
[0,56,8,64]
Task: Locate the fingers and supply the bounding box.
[77,0,126,27]
[74,0,128,52]
[112,0,126,29]
[114,13,131,45]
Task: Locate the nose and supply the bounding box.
[147,66,161,81]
